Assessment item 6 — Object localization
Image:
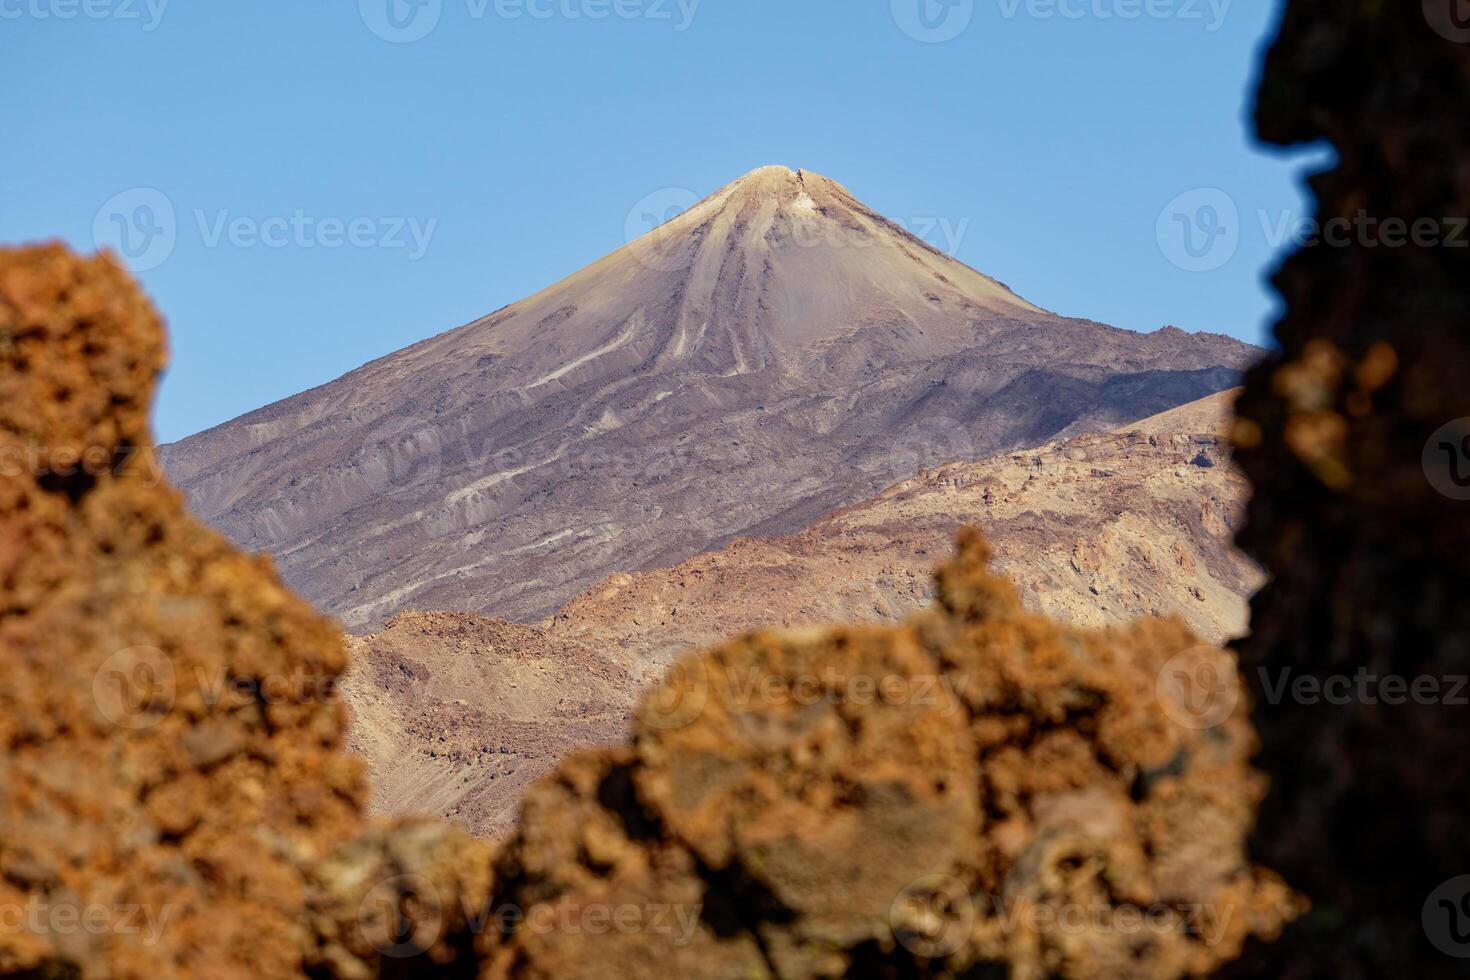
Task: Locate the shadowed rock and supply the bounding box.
[1220,2,1470,976]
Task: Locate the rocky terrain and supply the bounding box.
[484,528,1300,979]
[0,243,494,979]
[551,390,1250,672]
[341,389,1253,840]
[5,0,1463,973]
[158,166,1256,631]
[0,246,1299,977]
[343,613,635,839]
[1218,3,1470,976]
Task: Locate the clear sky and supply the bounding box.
[2,0,1321,443]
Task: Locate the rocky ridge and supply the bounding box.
[550,389,1251,673]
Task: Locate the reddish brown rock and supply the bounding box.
[486,529,1300,978]
[0,244,490,979]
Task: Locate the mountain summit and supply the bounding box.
[617,164,1044,365]
[161,168,1256,629]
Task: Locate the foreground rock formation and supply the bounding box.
[1,243,1295,977]
[1219,2,1470,977]
[486,526,1299,978]
[0,245,493,979]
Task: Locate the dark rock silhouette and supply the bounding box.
[1221,1,1470,976]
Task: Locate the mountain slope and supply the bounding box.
[343,391,1255,837]
[548,389,1254,674]
[341,612,634,838]
[161,166,1257,629]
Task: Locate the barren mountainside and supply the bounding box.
[342,612,634,838]
[161,166,1257,630]
[343,390,1255,838]
[550,389,1252,668]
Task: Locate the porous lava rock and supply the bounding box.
[484,528,1299,978]
[0,244,491,979]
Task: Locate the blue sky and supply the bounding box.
[1,0,1321,442]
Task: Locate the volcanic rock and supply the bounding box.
[549,389,1253,674]
[0,244,491,979]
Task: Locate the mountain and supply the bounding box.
[342,390,1255,837]
[161,166,1257,630]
